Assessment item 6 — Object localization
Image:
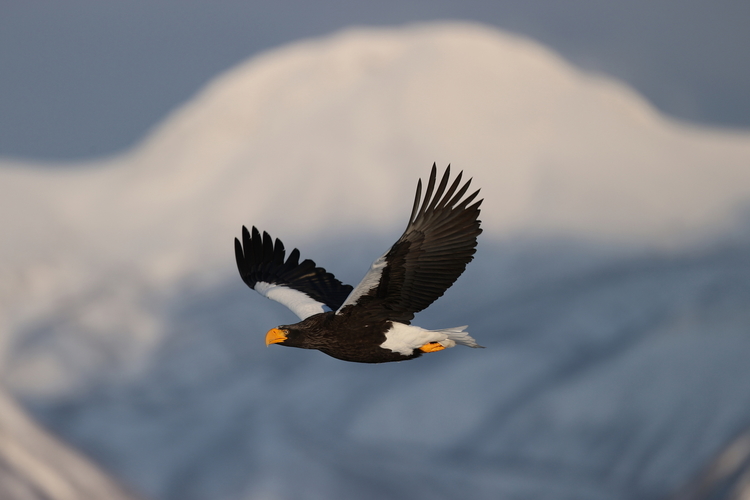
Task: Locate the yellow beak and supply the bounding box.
[265,328,287,346]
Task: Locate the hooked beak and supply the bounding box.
[265,328,287,346]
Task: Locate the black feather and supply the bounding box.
[343,165,482,323]
[234,226,353,311]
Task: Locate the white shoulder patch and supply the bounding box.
[380,323,481,355]
[254,282,330,320]
[337,252,387,312]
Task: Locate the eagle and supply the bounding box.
[234,164,484,363]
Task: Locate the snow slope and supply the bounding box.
[2,22,750,500]
[0,387,140,500]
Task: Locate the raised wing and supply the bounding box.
[235,226,353,320]
[338,164,482,323]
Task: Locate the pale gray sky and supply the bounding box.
[1,0,748,160]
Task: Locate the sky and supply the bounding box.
[1,0,749,161]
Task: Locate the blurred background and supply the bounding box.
[2,0,750,161]
[1,2,750,500]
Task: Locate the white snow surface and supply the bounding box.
[2,22,750,500]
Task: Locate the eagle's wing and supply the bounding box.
[235,226,353,320]
[337,164,482,323]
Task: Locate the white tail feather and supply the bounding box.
[436,325,483,348]
[381,323,483,355]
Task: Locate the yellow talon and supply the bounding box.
[419,342,446,353]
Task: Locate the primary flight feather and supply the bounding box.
[234,163,483,363]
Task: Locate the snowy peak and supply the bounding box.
[137,23,653,164]
[129,22,750,245]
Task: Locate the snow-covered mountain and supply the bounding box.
[2,22,750,500]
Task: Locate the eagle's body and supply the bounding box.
[277,311,395,363]
[234,164,483,363]
[274,310,475,363]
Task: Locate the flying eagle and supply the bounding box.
[234,164,484,363]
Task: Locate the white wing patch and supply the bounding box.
[380,323,481,355]
[254,282,330,320]
[337,252,387,313]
